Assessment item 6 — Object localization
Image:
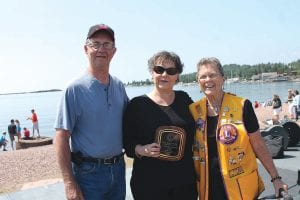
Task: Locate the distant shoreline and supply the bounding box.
[126,78,300,87]
[1,78,300,94]
[0,89,62,96]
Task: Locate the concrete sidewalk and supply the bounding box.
[0,182,65,200]
[1,146,300,200]
[258,144,300,199]
[0,168,134,200]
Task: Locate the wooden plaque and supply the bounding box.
[155,126,186,161]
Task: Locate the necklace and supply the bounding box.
[207,102,221,114]
[206,92,224,114]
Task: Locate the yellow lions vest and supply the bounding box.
[189,93,264,200]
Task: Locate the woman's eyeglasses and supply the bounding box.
[198,73,221,81]
[153,66,178,75]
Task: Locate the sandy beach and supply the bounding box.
[0,103,299,194]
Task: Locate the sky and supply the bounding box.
[0,0,299,93]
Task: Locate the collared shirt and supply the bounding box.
[54,72,128,157]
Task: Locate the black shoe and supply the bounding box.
[3,149,7,151]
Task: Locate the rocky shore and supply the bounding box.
[0,103,298,194]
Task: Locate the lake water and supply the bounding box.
[0,81,299,138]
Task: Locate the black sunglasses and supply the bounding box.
[153,66,178,75]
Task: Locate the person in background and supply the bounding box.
[272,94,282,124]
[27,109,40,138]
[0,132,8,151]
[23,127,30,139]
[8,119,17,150]
[54,24,128,200]
[123,51,197,200]
[189,57,288,200]
[254,100,260,109]
[286,89,295,119]
[292,90,300,120]
[15,119,21,142]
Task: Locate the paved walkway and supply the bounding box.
[258,144,300,200]
[1,145,299,200]
[0,168,134,200]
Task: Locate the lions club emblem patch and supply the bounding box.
[217,124,238,145]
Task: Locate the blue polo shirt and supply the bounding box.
[54,72,128,158]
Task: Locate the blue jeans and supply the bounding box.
[73,158,126,200]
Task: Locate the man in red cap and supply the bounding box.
[54,24,128,200]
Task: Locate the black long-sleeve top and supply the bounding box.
[123,90,196,189]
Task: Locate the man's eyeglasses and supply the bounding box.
[86,41,115,50]
[198,73,221,81]
[153,66,178,75]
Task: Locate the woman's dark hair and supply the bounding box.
[148,51,184,74]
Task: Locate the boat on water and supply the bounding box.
[226,70,240,83]
[226,77,240,84]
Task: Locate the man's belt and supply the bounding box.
[71,152,124,165]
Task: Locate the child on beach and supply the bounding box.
[27,109,40,138]
[23,127,30,139]
[292,90,300,120]
[272,94,282,124]
[254,101,260,108]
[287,89,295,119]
[0,132,8,151]
[8,119,17,150]
[15,119,21,142]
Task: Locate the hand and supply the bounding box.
[64,181,84,200]
[136,143,161,158]
[273,179,288,198]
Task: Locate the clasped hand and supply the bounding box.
[136,143,161,157]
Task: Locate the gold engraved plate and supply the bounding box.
[155,126,186,161]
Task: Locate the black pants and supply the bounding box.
[131,182,198,200]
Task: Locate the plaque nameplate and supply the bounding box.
[155,126,186,161]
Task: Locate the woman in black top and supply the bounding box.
[123,51,197,200]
